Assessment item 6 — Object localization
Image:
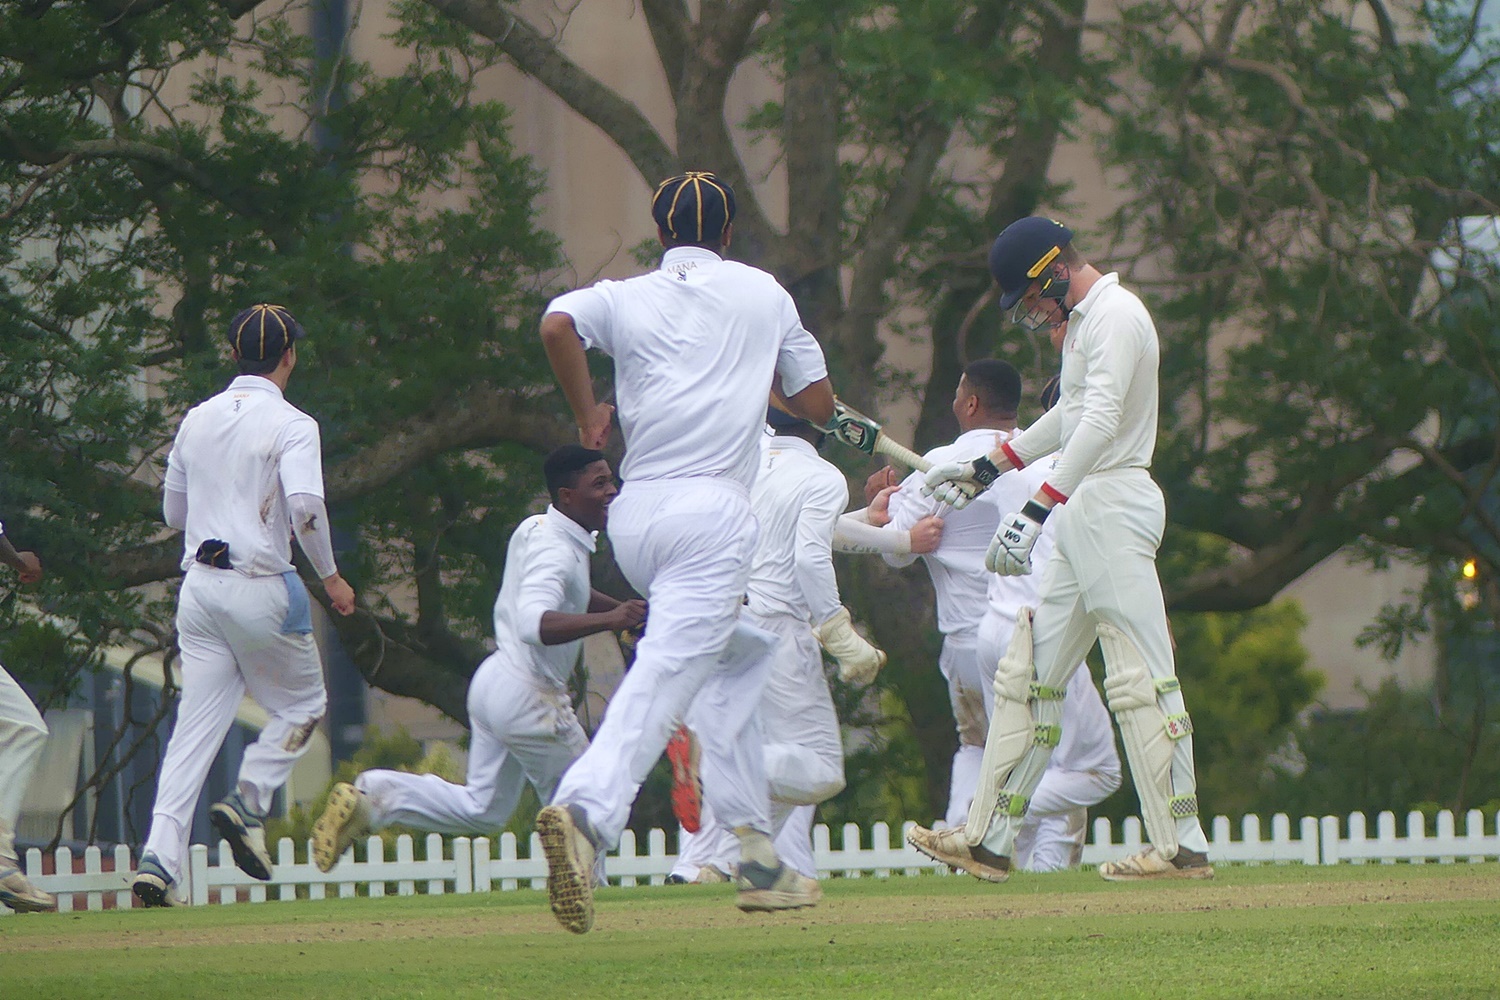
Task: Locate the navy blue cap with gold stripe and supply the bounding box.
[652,171,736,245]
[227,303,305,361]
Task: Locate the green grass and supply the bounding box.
[4,864,1500,998]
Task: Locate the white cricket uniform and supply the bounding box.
[142,376,330,885]
[0,522,50,866]
[880,429,1005,828]
[672,435,848,880]
[355,507,594,832]
[989,272,1208,856]
[544,246,828,848]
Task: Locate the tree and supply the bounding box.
[0,1,579,842]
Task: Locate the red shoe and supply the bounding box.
[666,725,703,833]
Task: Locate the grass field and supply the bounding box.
[4,863,1500,999]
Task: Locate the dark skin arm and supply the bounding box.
[0,531,42,583]
[538,598,647,646]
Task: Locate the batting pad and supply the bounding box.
[964,609,1037,845]
[1099,622,1194,861]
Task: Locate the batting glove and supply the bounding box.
[920,455,1002,509]
[815,607,887,686]
[986,504,1047,576]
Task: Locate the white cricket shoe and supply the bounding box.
[0,859,56,914]
[906,825,1011,883]
[734,861,821,912]
[1098,846,1214,881]
[312,782,372,873]
[131,851,179,908]
[536,804,598,934]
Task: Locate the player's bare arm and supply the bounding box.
[0,531,42,584]
[539,599,647,645]
[541,311,614,448]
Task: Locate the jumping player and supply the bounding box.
[133,304,357,906]
[309,447,645,869]
[0,524,55,913]
[912,217,1213,880]
[537,171,835,932]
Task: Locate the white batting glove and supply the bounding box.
[920,455,1002,509]
[986,506,1046,576]
[814,607,887,685]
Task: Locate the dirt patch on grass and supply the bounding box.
[5,867,1498,953]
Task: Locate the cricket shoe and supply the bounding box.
[665,725,702,833]
[0,858,56,913]
[312,781,372,872]
[906,825,1011,883]
[1098,846,1214,881]
[734,861,821,912]
[209,790,273,881]
[536,804,598,934]
[131,851,178,908]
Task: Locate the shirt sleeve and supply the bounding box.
[794,472,849,626]
[1045,316,1149,498]
[774,291,829,398]
[1007,404,1064,469]
[510,526,576,647]
[277,415,326,499]
[546,283,618,356]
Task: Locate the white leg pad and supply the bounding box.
[1098,622,1195,861]
[964,609,1036,845]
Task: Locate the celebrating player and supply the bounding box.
[911,217,1213,881]
[0,524,55,913]
[536,171,835,932]
[669,407,890,884]
[309,447,645,871]
[133,304,358,907]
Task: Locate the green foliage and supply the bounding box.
[1261,680,1500,821]
[0,2,565,709]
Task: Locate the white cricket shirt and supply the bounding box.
[1005,274,1160,500]
[745,436,849,624]
[493,505,598,689]
[882,428,1007,637]
[165,376,325,577]
[545,247,829,491]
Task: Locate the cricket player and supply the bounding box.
[309,447,646,870]
[867,359,1020,829]
[0,524,55,913]
[537,171,835,932]
[911,217,1213,881]
[133,304,358,907]
[668,409,924,884]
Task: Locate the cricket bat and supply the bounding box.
[826,399,931,472]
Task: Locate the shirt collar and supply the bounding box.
[766,434,820,458]
[1071,271,1120,319]
[659,246,724,273]
[546,504,598,553]
[226,374,285,399]
[953,427,1011,448]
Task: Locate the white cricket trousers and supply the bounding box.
[0,664,48,861]
[938,632,986,831]
[551,478,776,849]
[670,609,844,879]
[988,468,1206,856]
[356,652,588,832]
[144,567,327,883]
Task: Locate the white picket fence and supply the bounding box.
[9,809,1499,913]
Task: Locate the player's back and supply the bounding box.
[549,248,826,491]
[745,438,848,620]
[170,377,319,577]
